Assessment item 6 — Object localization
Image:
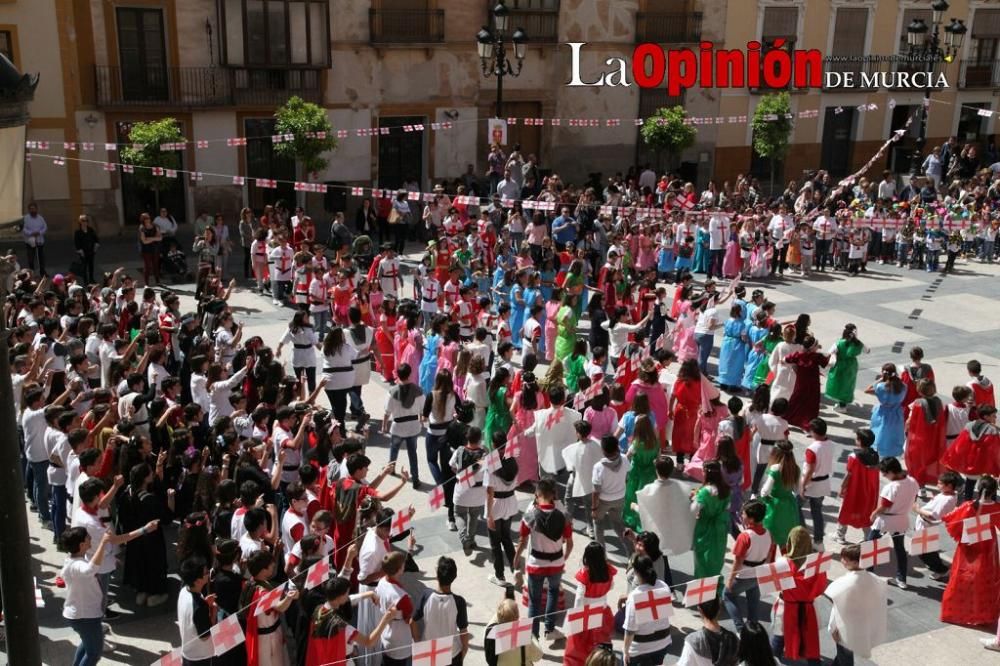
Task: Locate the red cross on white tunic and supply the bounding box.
[210,613,245,654]
[962,513,995,544]
[278,253,291,274]
[544,407,565,429]
[304,557,331,590]
[457,466,478,490]
[390,507,413,537]
[492,618,533,653]
[682,576,720,607]
[563,602,606,634]
[908,526,942,555]
[428,485,445,511]
[859,535,894,569]
[754,559,796,597]
[253,582,287,617]
[800,551,832,580]
[633,587,673,624]
[424,281,438,300]
[411,637,452,666]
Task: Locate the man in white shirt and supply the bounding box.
[768,203,793,276]
[877,170,896,201]
[22,202,47,275]
[496,168,520,201]
[707,211,728,279]
[638,164,657,192]
[812,207,837,271]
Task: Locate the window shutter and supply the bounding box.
[972,9,1000,38]
[832,8,867,56]
[762,7,798,40]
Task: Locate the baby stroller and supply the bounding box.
[352,235,374,272]
[161,238,193,282]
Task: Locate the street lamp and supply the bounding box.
[477,1,529,118]
[906,0,966,177]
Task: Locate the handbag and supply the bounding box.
[388,207,402,225]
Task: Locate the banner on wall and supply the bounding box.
[487,118,507,146]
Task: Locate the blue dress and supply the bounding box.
[617,410,658,453]
[741,325,769,390]
[871,382,905,457]
[657,246,675,274]
[523,286,541,324]
[539,269,556,302]
[510,284,526,348]
[694,228,710,273]
[718,319,748,387]
[419,333,441,393]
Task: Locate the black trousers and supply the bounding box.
[26,243,46,275]
[769,243,788,275]
[488,517,516,578]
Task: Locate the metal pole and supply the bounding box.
[495,41,505,119]
[0,259,42,666]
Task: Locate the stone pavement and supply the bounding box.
[9,246,1000,665]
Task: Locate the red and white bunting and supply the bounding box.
[165,169,177,178]
[257,178,277,189]
[284,133,294,141]
[908,526,942,555]
[25,152,31,161]
[606,118,621,127]
[336,130,348,138]
[859,535,894,568]
[484,448,503,473]
[351,186,364,196]
[411,637,452,666]
[82,142,95,151]
[190,171,204,183]
[294,181,309,192]
[403,124,414,132]
[63,142,76,151]
[632,586,673,625]
[634,118,643,126]
[407,191,420,201]
[379,127,389,135]
[304,557,331,590]
[158,142,173,151]
[441,121,453,129]
[316,130,327,139]
[210,613,245,656]
[753,559,796,597]
[150,649,183,666]
[226,137,247,147]
[961,513,995,544]
[683,576,719,607]
[489,618,533,653]
[550,118,561,126]
[52,156,65,166]
[233,175,246,185]
[103,162,117,172]
[428,485,445,511]
[133,143,146,151]
[457,465,478,491]
[151,167,165,176]
[122,164,134,173]
[563,602,607,634]
[254,582,288,617]
[800,551,832,579]
[104,142,116,151]
[506,117,518,125]
[271,134,284,144]
[390,506,413,538]
[196,140,209,149]
[431,122,441,130]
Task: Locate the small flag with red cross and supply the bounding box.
[682,576,719,607]
[210,613,245,656]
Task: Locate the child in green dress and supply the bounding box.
[760,440,802,553]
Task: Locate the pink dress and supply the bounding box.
[672,302,698,362]
[544,301,560,362]
[399,329,423,375]
[584,406,618,441]
[453,372,468,401]
[437,341,458,374]
[625,380,670,444]
[722,234,742,277]
[509,393,539,484]
[683,409,725,481]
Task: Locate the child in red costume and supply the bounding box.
[836,429,880,543]
[941,406,1000,501]
[940,476,1000,627]
[770,527,828,665]
[305,577,394,666]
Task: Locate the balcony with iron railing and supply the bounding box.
[960,58,1000,88]
[635,12,702,43]
[95,65,322,108]
[490,1,560,43]
[369,8,445,44]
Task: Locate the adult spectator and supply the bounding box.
[551,207,578,250]
[22,201,47,275]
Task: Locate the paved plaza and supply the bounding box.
[10,241,1000,665]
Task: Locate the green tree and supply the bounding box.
[640,106,697,171]
[751,92,793,193]
[274,95,338,178]
[118,118,184,210]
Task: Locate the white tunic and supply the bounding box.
[346,326,375,387]
[531,406,582,475]
[636,478,697,556]
[826,570,887,659]
[321,346,358,391]
[768,342,802,403]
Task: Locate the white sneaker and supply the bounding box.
[981,639,1000,652]
[135,592,147,606]
[487,574,507,587]
[146,593,169,607]
[888,578,908,590]
[447,520,457,532]
[272,299,281,306]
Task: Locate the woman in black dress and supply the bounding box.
[117,462,173,607]
[73,214,99,284]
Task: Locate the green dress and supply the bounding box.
[483,386,512,450]
[563,272,585,317]
[825,338,864,405]
[623,443,659,530]
[554,305,577,363]
[564,354,585,393]
[753,336,780,386]
[693,486,731,578]
[762,467,800,548]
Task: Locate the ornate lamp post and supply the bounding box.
[0,53,42,666]
[906,0,966,177]
[477,2,528,118]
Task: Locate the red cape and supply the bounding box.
[904,401,947,485]
[940,425,1000,477]
[940,501,1000,626]
[778,561,827,661]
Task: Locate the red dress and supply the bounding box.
[904,397,947,486]
[940,501,1000,626]
[563,564,616,666]
[782,351,829,429]
[940,422,1000,477]
[838,450,880,529]
[900,363,934,420]
[374,313,397,382]
[305,608,357,666]
[774,560,827,661]
[671,378,702,455]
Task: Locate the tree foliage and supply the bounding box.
[751,92,793,162]
[118,118,184,194]
[640,106,697,168]
[274,96,338,176]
